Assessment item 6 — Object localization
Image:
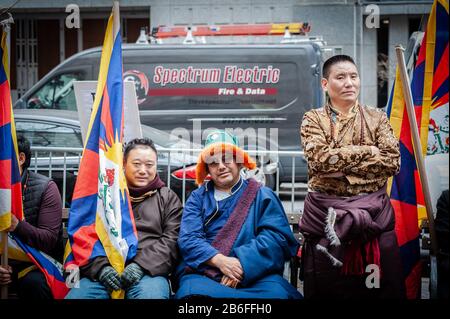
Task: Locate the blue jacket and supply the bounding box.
[176,178,299,286]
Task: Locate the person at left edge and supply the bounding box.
[0,135,64,299]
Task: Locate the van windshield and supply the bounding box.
[27,72,84,110]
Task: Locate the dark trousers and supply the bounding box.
[17,269,53,299]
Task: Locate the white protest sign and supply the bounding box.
[73,80,142,144]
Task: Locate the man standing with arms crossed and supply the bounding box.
[299,55,405,299]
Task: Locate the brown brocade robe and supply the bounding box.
[300,103,400,196]
[298,103,405,299]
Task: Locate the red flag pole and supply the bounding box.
[1,231,8,299]
[395,45,439,257]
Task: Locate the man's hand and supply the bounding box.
[208,254,243,282]
[8,215,19,232]
[120,262,144,289]
[98,266,121,291]
[220,275,239,288]
[0,265,12,286]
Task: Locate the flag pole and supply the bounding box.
[1,231,8,299]
[0,14,14,300]
[395,45,439,257]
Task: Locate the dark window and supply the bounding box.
[409,17,422,36]
[377,18,389,108]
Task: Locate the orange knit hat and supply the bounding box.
[196,131,257,185]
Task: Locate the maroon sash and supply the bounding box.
[187,178,261,281]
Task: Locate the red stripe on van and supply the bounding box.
[148,88,277,96]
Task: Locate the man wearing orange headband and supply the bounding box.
[174,130,302,299]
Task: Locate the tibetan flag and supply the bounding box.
[9,234,68,299]
[63,2,138,299]
[422,1,449,155]
[386,0,449,299]
[0,231,69,299]
[1,29,68,299]
[0,29,23,231]
[0,232,69,299]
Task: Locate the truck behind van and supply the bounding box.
[14,41,324,186]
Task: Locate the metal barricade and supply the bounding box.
[30,146,306,213]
